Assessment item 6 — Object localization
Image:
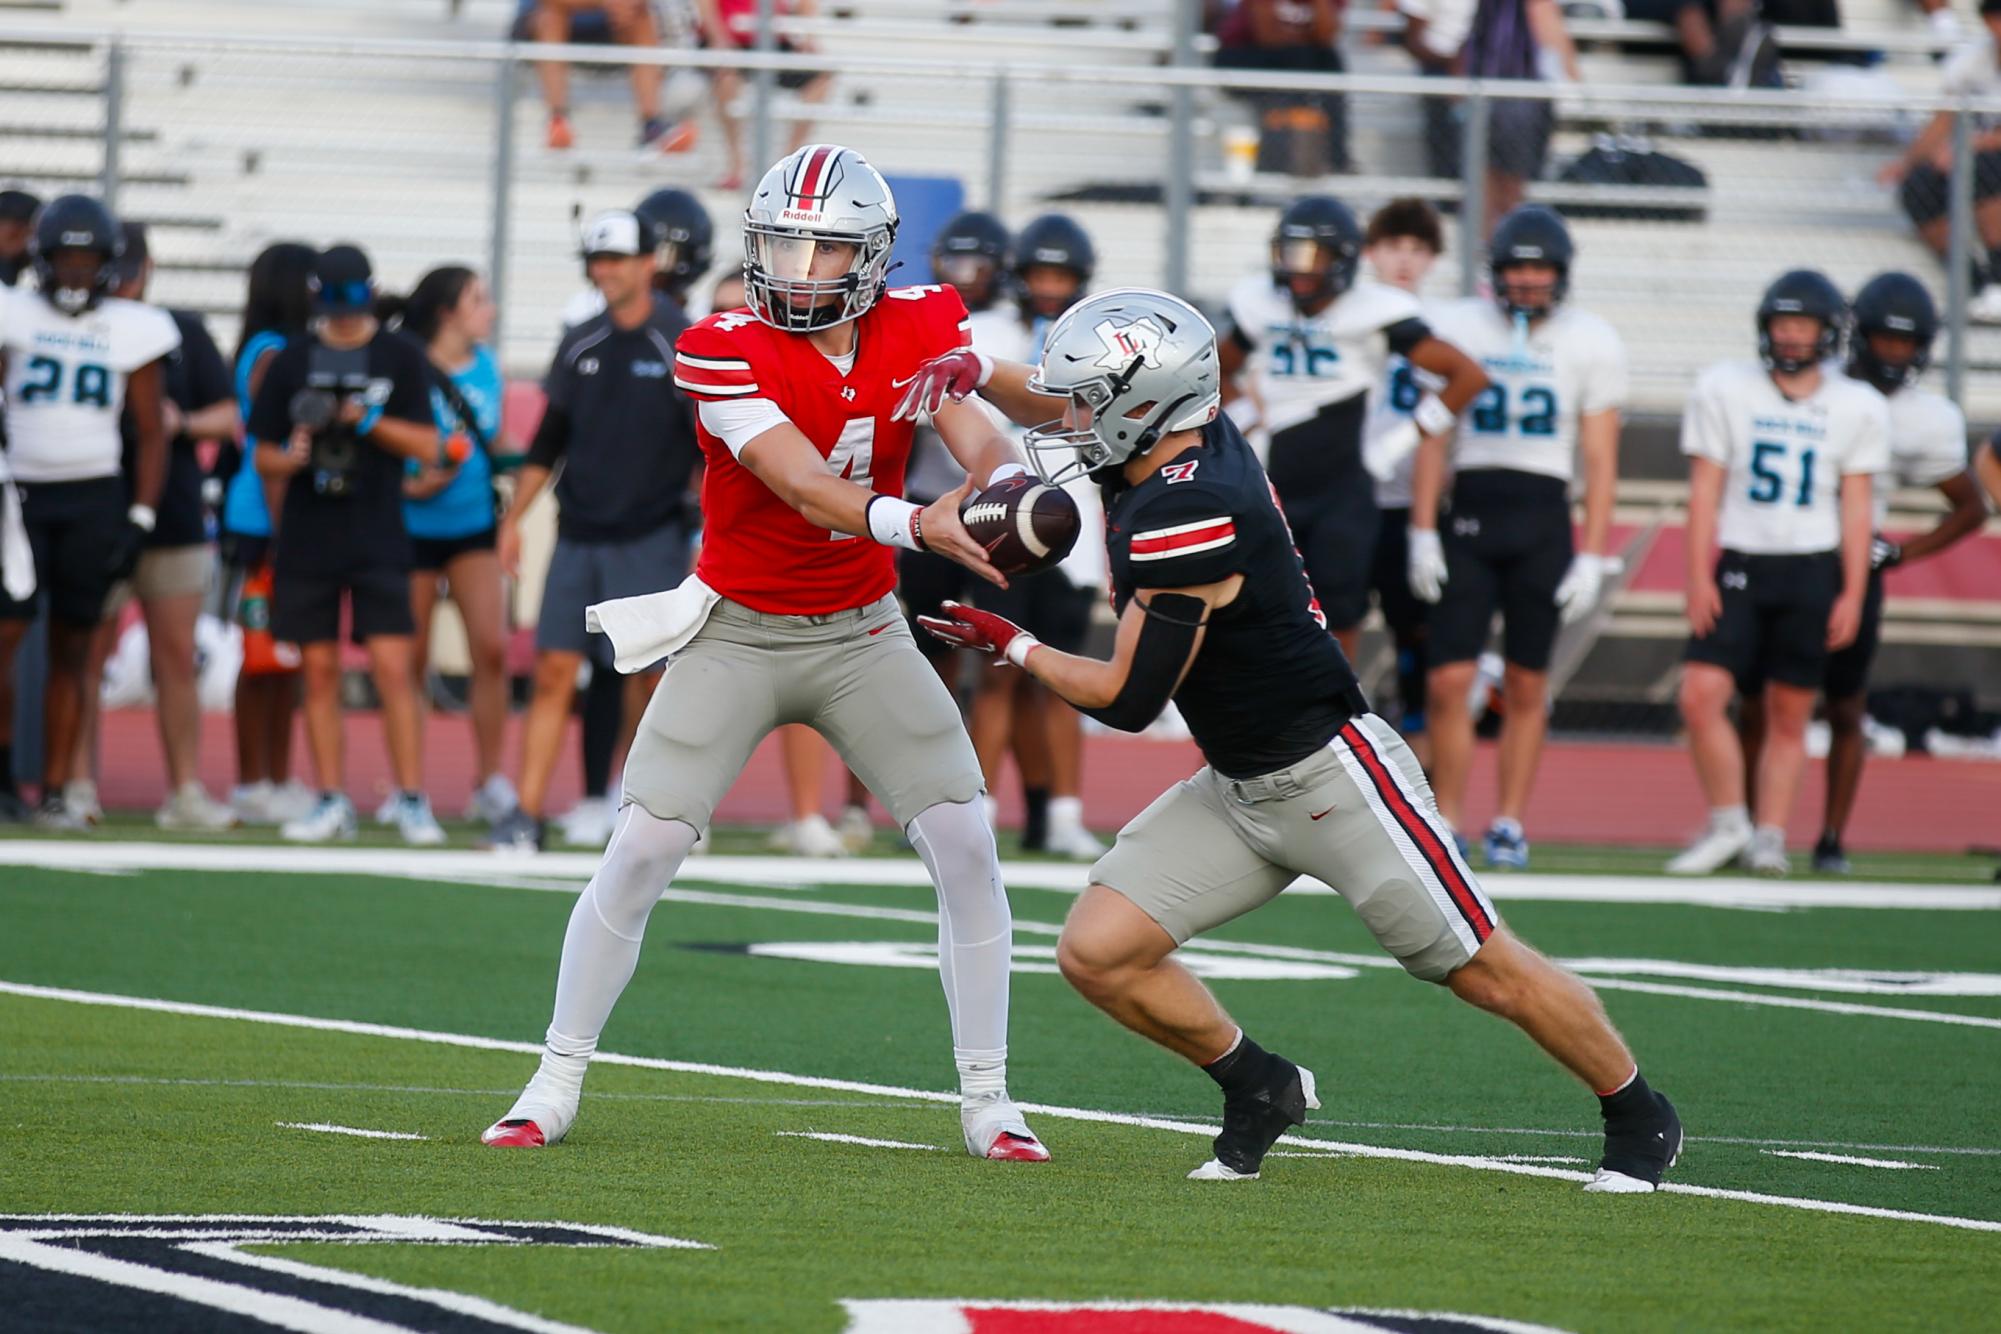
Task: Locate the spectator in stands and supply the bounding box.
[381,266,519,828]
[0,187,38,286]
[1881,0,2001,324]
[489,211,701,853]
[696,0,833,190]
[1621,0,1778,88]
[222,242,316,826]
[1401,0,1579,233]
[529,0,697,153]
[251,244,458,845]
[1212,0,1351,175]
[73,224,240,831]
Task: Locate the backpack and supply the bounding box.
[1556,134,1709,222]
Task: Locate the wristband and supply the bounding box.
[987,461,1029,486]
[1413,393,1456,437]
[127,504,157,534]
[1003,632,1041,669]
[865,494,925,551]
[357,402,385,438]
[970,350,996,389]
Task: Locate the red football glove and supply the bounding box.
[892,349,994,421]
[915,599,1039,667]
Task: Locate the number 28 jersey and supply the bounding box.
[0,285,180,484]
[673,284,971,614]
[1680,359,1890,555]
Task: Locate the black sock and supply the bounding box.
[1203,1033,1276,1095]
[401,789,421,803]
[1021,786,1050,850]
[0,743,14,792]
[1598,1069,1655,1122]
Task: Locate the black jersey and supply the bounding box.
[1104,415,1366,779]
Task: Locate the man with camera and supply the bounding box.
[489,210,700,853]
[250,244,466,844]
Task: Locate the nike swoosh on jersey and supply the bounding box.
[1310,807,1335,821]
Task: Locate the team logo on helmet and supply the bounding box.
[1093,316,1165,371]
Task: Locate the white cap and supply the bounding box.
[580,209,646,259]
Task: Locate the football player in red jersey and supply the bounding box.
[483,144,1049,1163]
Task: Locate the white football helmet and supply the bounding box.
[1023,288,1221,485]
[742,143,898,333]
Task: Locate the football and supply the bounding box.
[958,473,1082,577]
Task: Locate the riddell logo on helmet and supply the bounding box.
[780,208,826,223]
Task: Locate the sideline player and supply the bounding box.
[1669,271,1888,877]
[0,195,178,828]
[1413,206,1627,868]
[904,289,1681,1190]
[483,145,1047,1162]
[1219,195,1487,660]
[1359,198,1446,755]
[1738,272,1984,873]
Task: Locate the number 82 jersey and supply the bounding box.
[674,284,971,614]
[0,285,180,484]
[1680,359,1890,555]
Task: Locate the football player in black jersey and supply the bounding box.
[896,289,1681,1191]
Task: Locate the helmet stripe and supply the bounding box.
[792,145,838,207]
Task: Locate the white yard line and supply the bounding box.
[275,1122,427,1141]
[1762,1150,1941,1171]
[2,979,1997,1235]
[1,839,1997,910]
[775,1131,945,1151]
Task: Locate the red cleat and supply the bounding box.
[983,1131,1051,1163]
[480,1118,548,1148]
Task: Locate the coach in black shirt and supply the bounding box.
[489,209,699,851]
[251,244,461,844]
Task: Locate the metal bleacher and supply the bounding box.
[2,0,1995,717]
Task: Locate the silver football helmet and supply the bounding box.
[742,143,898,333]
[1023,288,1221,485]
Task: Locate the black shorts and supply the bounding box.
[972,569,1098,654]
[1429,470,1573,672]
[1900,149,2001,226]
[271,557,415,646]
[410,527,497,573]
[1684,549,1841,692]
[1369,505,1428,642]
[1819,569,1885,701]
[0,476,127,628]
[899,547,972,631]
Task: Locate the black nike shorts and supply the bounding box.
[1742,566,1883,701]
[272,556,416,646]
[1684,549,1841,693]
[0,476,127,628]
[1428,469,1574,672]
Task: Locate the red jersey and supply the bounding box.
[674,285,972,614]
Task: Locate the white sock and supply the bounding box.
[955,1052,1008,1103]
[548,804,700,1045]
[908,797,1013,1067]
[1048,795,1084,832]
[1753,823,1785,845]
[1490,815,1523,840]
[1712,804,1750,833]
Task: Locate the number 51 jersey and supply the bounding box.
[0,284,180,483]
[674,284,971,615]
[1680,359,1890,556]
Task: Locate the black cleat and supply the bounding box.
[486,807,546,854]
[1189,1057,1320,1181]
[1811,833,1852,876]
[1585,1090,1683,1193]
[0,788,28,824]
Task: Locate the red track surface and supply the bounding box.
[91,709,2000,853]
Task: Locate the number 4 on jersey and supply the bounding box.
[825,417,875,541]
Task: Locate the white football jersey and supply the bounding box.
[1363,296,1442,509]
[1225,273,1423,435]
[0,285,181,484]
[1427,298,1628,484]
[1873,381,1968,526]
[1682,360,1891,555]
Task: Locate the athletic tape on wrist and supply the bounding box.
[1413,393,1456,437]
[866,494,925,551]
